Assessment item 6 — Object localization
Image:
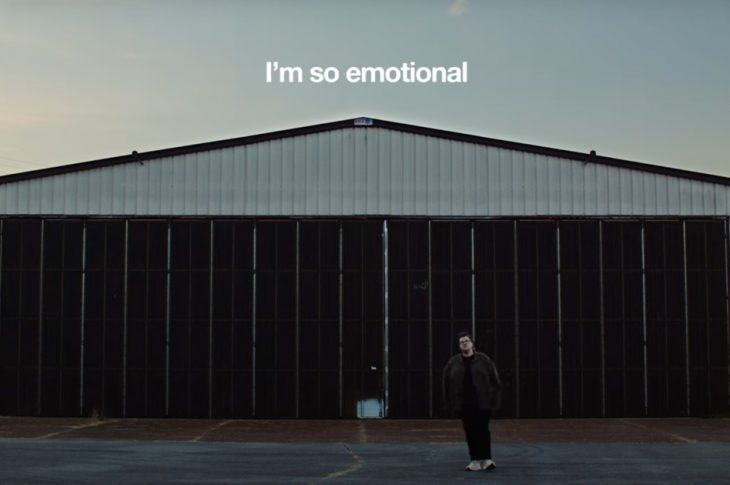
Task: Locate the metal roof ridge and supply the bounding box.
[1,117,728,186]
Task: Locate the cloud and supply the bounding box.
[448,0,468,16]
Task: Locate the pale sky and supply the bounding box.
[1,0,729,177]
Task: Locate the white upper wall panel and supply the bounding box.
[1,126,729,216]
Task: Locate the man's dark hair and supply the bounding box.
[456,331,473,342]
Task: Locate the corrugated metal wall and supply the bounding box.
[1,128,729,216]
[1,216,728,418]
[1,123,729,419]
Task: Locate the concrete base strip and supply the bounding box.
[325,444,363,480]
[622,420,697,443]
[38,419,120,440]
[356,421,367,443]
[663,432,698,444]
[189,420,234,442]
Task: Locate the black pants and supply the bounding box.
[460,408,492,460]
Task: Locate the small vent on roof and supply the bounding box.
[584,150,596,165]
[354,117,374,126]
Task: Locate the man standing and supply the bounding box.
[442,331,501,471]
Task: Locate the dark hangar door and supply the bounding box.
[341,221,384,418]
[254,220,384,418]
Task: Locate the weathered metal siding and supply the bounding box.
[1,128,729,216]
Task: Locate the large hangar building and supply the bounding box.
[0,117,728,419]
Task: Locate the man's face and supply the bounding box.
[459,336,474,354]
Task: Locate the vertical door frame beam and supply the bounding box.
[641,221,649,416]
[682,220,691,415]
[513,220,520,418]
[295,221,300,418]
[165,221,171,416]
[703,222,712,412]
[599,221,606,417]
[251,222,257,417]
[36,220,45,415]
[382,219,389,418]
[208,221,215,418]
[470,221,476,339]
[79,222,87,416]
[338,222,343,418]
[428,220,433,418]
[724,217,730,408]
[122,220,129,417]
[556,222,563,417]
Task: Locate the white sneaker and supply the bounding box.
[465,460,482,471]
[481,459,496,471]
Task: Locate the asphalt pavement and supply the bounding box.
[2,439,730,484]
[1,418,729,484]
